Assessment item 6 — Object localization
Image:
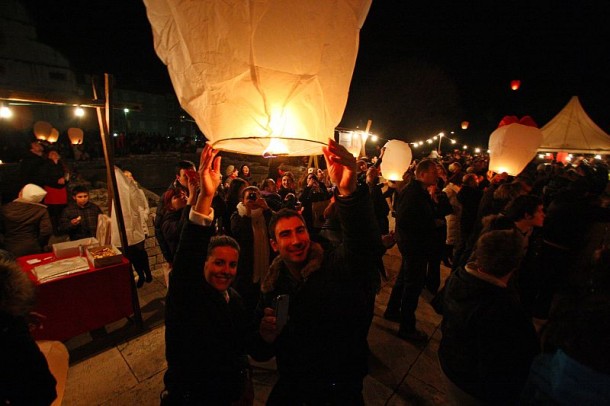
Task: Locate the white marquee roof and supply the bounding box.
[538,96,610,154]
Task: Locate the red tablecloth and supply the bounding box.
[17,252,134,342]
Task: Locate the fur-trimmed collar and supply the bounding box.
[236,202,263,218]
[261,242,324,293]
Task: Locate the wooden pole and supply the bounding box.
[360,119,372,158]
[93,74,143,329]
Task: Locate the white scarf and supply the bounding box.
[237,203,270,283]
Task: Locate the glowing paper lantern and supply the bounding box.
[488,116,542,176]
[68,127,84,145]
[461,121,469,130]
[33,121,52,141]
[380,140,412,181]
[510,80,521,91]
[47,128,59,143]
[144,0,372,156]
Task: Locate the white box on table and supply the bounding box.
[52,238,99,259]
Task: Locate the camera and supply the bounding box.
[247,191,258,201]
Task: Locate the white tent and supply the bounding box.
[538,96,610,154]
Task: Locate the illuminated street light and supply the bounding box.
[74,107,85,117]
[0,106,12,118]
[463,145,468,150]
[474,148,481,153]
[371,135,378,142]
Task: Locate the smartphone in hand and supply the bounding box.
[274,294,290,332]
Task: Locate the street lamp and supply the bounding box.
[123,108,129,136]
[0,105,13,119]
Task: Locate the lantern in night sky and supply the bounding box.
[144,0,372,156]
[380,140,412,181]
[510,80,521,91]
[461,121,469,130]
[488,115,542,176]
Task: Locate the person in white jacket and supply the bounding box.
[111,168,152,287]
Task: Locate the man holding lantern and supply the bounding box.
[248,139,384,405]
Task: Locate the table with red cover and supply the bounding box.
[17,252,134,342]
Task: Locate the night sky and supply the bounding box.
[22,0,610,149]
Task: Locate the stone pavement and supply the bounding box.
[60,243,451,405]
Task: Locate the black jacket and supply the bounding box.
[395,179,436,254]
[248,185,384,394]
[164,216,249,403]
[58,202,102,241]
[439,266,539,404]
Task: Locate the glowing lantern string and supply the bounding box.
[144,0,372,157]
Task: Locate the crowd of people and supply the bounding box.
[2,136,610,404]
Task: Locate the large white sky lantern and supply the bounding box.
[488,116,543,176]
[380,140,412,181]
[144,0,372,156]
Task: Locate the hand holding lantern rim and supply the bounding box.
[323,139,357,196]
[194,144,221,216]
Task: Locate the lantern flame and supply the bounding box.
[262,138,289,158]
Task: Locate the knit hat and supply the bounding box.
[20,184,47,203]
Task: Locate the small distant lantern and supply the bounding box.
[33,121,52,141]
[144,0,372,156]
[68,127,84,145]
[47,128,59,143]
[510,80,521,91]
[380,140,412,181]
[461,121,469,130]
[488,115,542,176]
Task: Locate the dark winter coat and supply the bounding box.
[156,207,188,263]
[0,200,52,257]
[1,259,56,405]
[17,152,45,189]
[439,266,539,404]
[248,186,384,395]
[457,184,483,243]
[164,218,249,404]
[58,201,102,241]
[395,179,436,255]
